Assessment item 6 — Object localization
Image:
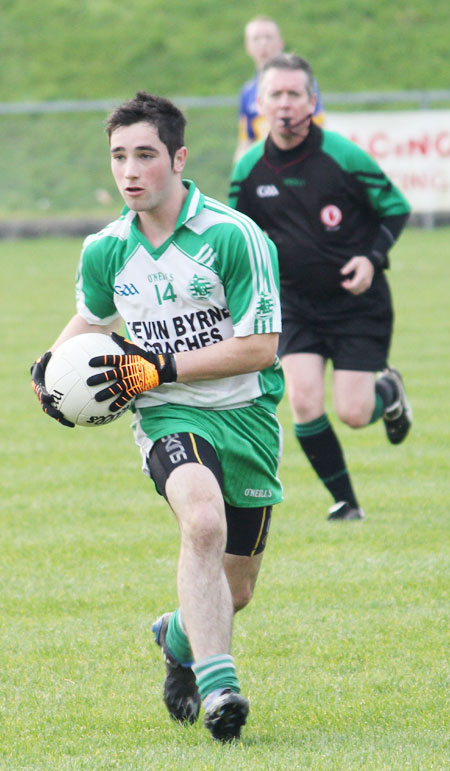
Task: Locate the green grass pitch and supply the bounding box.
[1,228,449,769]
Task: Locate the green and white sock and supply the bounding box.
[192,654,240,702]
[165,609,193,666]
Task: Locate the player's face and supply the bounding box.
[245,21,283,69]
[110,121,186,213]
[258,68,316,147]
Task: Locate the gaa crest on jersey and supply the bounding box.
[320,205,343,229]
[188,273,213,299]
[256,292,275,318]
[256,184,280,198]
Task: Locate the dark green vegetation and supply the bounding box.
[1,0,449,216]
[1,229,449,768]
[2,0,448,100]
[0,107,237,216]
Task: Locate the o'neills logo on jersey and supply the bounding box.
[256,184,280,198]
[320,205,342,229]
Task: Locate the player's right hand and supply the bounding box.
[30,352,75,427]
[86,332,177,412]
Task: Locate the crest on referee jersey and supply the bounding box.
[188,273,213,299]
[320,205,342,228]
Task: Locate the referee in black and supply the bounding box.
[229,53,412,521]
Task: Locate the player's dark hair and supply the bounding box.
[260,53,315,99]
[105,91,186,164]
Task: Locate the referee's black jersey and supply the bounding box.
[229,123,410,335]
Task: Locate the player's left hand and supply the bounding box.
[340,256,375,295]
[86,332,177,412]
[30,352,75,427]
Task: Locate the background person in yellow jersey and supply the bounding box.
[30,91,284,742]
[229,55,412,523]
[234,15,325,162]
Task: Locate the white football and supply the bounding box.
[45,333,131,427]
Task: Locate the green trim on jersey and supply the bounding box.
[229,129,410,221]
[75,212,134,322]
[197,193,280,333]
[321,130,410,217]
[229,141,265,208]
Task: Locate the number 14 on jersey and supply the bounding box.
[154,282,177,305]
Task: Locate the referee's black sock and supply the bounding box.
[375,374,398,409]
[294,414,359,508]
[369,375,399,423]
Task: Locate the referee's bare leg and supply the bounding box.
[333,370,376,427]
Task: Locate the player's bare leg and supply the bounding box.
[163,463,249,740]
[153,549,260,734]
[224,552,264,612]
[166,463,233,658]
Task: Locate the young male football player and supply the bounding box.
[229,54,412,522]
[31,91,284,742]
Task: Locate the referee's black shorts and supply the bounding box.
[278,318,391,372]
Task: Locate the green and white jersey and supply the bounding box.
[76,180,283,412]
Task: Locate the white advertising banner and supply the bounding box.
[326,110,450,214]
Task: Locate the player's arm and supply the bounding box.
[86,330,278,413]
[49,313,122,352]
[30,313,121,425]
[170,219,280,379]
[175,332,278,382]
[33,229,124,423]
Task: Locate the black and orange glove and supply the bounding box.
[30,351,75,427]
[87,332,177,412]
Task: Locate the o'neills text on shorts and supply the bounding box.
[244,488,273,498]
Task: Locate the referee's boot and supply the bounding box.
[379,367,413,445]
[203,688,249,742]
[152,612,201,724]
[328,501,365,521]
